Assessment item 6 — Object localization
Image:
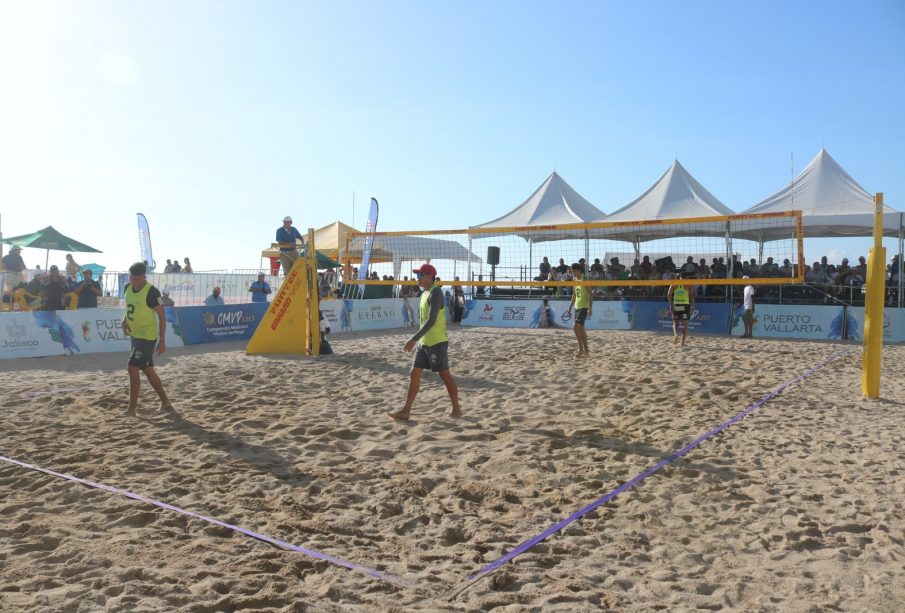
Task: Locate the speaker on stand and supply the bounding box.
[487,246,500,283]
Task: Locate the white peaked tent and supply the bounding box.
[473,171,605,235]
[737,148,902,241]
[601,160,734,222]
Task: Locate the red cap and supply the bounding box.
[413,263,437,276]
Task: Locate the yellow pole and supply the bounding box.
[307,228,321,357]
[861,193,885,398]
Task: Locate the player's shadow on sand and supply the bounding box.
[527,428,737,480]
[149,409,309,486]
[330,354,513,392]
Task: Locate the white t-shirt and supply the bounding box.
[743,285,754,311]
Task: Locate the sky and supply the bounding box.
[1,0,903,273]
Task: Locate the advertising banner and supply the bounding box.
[0,312,66,359]
[177,303,269,345]
[55,307,185,353]
[461,299,635,330]
[147,273,282,306]
[630,301,731,334]
[845,307,905,342]
[331,298,408,332]
[729,304,846,340]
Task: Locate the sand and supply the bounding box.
[1,327,904,612]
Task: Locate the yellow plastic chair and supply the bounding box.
[13,288,41,311]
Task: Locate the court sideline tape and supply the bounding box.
[449,346,853,600]
[0,454,418,590]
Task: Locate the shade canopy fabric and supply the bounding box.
[344,235,482,265]
[473,172,605,233]
[593,160,735,242]
[1,225,102,253]
[737,148,902,241]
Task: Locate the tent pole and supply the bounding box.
[898,213,905,309]
[584,231,589,271]
[467,236,473,299]
[529,239,533,281]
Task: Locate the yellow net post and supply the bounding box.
[307,228,320,356]
[861,193,885,399]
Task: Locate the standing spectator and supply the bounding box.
[639,255,654,280]
[65,254,80,281]
[249,273,272,303]
[204,286,224,306]
[741,276,755,338]
[171,258,182,272]
[42,265,67,311]
[75,269,102,309]
[276,215,304,275]
[122,261,172,417]
[538,256,551,281]
[452,277,465,323]
[679,256,699,277]
[318,272,330,298]
[182,257,193,273]
[163,259,174,273]
[2,245,27,298]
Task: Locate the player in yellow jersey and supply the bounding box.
[667,272,696,346]
[389,263,461,420]
[565,262,592,357]
[122,262,172,417]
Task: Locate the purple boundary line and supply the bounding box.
[466,347,852,582]
[0,454,417,590]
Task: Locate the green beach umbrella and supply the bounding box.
[1,225,103,269]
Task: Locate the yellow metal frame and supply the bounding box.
[306,228,320,357]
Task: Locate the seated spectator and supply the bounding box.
[319,272,331,297]
[249,273,272,303]
[779,258,793,277]
[760,257,775,277]
[204,286,224,305]
[42,265,67,311]
[538,256,551,281]
[555,258,568,275]
[65,254,80,281]
[22,273,44,307]
[679,256,698,277]
[806,262,828,284]
[160,291,175,307]
[639,255,654,280]
[607,257,625,277]
[629,258,641,279]
[75,269,102,309]
[182,257,193,273]
[171,259,182,272]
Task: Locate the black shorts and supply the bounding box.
[672,304,690,321]
[574,307,589,325]
[129,338,158,369]
[413,342,449,372]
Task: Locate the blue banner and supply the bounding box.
[137,213,155,272]
[358,198,379,287]
[175,303,269,345]
[632,301,731,334]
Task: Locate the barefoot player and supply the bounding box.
[565,262,592,356]
[667,272,695,346]
[122,261,173,416]
[389,263,461,420]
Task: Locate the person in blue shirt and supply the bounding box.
[275,216,304,275]
[248,273,272,303]
[203,286,225,306]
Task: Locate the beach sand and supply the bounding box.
[1,328,904,611]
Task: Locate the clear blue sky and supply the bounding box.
[1,0,903,272]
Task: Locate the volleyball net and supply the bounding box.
[341,211,804,289]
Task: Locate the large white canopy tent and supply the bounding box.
[343,235,482,281]
[738,147,903,302]
[471,172,604,279]
[592,160,739,266]
[737,148,902,241]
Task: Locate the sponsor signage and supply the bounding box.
[632,301,731,334]
[729,304,845,340]
[56,308,184,353]
[178,303,269,345]
[845,307,905,342]
[336,298,407,332]
[0,313,65,359]
[462,299,634,330]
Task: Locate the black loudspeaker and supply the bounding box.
[487,246,500,266]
